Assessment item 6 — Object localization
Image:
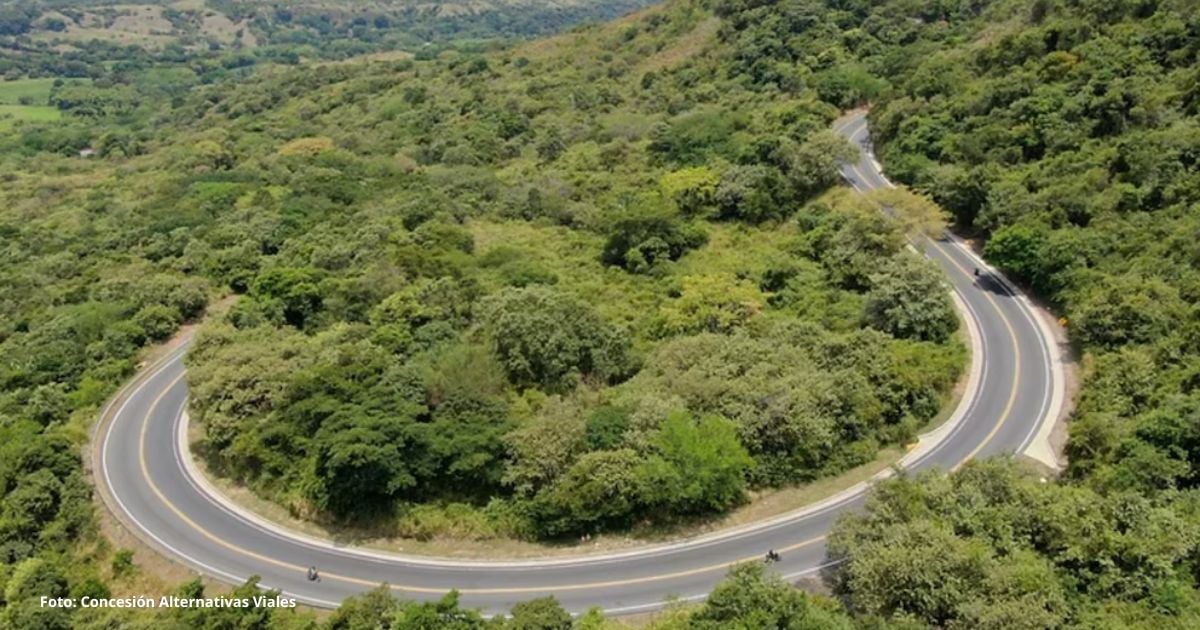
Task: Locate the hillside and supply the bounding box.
[0,0,657,85]
[6,0,965,548]
[0,0,964,625]
[0,0,656,55]
[1,0,1200,628]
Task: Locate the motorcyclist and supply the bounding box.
[307,566,319,582]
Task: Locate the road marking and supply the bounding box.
[940,232,1055,460]
[136,375,825,594]
[927,239,1021,468]
[837,115,1053,464]
[123,221,1013,600]
[100,359,345,607]
[97,110,1057,612]
[901,276,989,472]
[137,375,349,577]
[600,558,846,616]
[170,395,854,572]
[845,155,1029,467]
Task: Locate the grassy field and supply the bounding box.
[0,105,61,132]
[0,78,59,104]
[0,78,89,131]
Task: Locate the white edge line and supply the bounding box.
[900,282,987,469]
[943,233,1063,467]
[169,297,986,573]
[98,354,342,608]
[600,559,845,616]
[838,110,1063,467]
[174,385,869,569]
[132,110,993,574]
[95,110,1064,614]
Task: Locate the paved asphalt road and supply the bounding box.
[95,111,1059,615]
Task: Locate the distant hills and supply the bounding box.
[0,0,658,55]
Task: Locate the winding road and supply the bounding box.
[93,112,1064,615]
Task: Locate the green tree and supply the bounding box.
[982,223,1046,286]
[714,165,791,223]
[132,303,180,342]
[503,398,587,496]
[480,287,630,392]
[537,129,566,162]
[389,591,489,629]
[325,585,399,630]
[505,596,572,630]
[657,273,765,336]
[864,253,958,343]
[171,577,305,629]
[828,460,1200,628]
[690,563,855,630]
[660,166,720,215]
[187,322,310,454]
[835,519,990,625]
[3,557,67,604]
[1072,275,1185,350]
[26,384,70,426]
[1,557,71,630]
[532,449,657,536]
[306,414,420,517]
[648,109,742,165]
[653,412,752,513]
[867,187,949,239]
[799,196,907,290]
[786,132,859,202]
[601,207,708,273]
[252,267,324,328]
[813,64,886,108]
[585,405,631,451]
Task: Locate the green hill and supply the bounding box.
[1,0,658,54]
[2,0,1200,628]
[6,0,966,547]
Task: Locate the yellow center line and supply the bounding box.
[137,375,371,581]
[928,240,1022,469]
[848,162,1023,468]
[123,139,1025,600]
[137,374,823,594]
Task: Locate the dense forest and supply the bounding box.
[2,0,1200,628]
[707,0,1200,623]
[173,0,962,538]
[864,0,1200,497]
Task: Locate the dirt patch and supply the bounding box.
[1039,304,1078,469]
[199,11,240,44]
[235,21,259,48]
[92,497,206,596]
[110,5,173,36]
